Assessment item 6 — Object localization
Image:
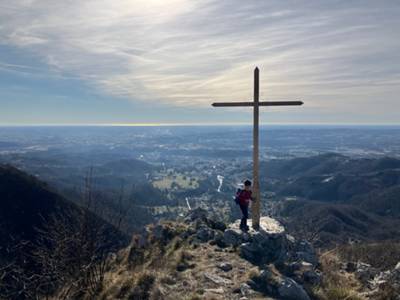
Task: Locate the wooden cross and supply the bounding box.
[211,67,303,230]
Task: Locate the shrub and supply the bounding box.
[128,273,156,300]
[324,286,362,300]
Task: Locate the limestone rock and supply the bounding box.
[213,231,227,248]
[355,262,379,283]
[223,216,289,265]
[217,262,233,272]
[223,228,244,247]
[358,262,400,296]
[196,225,215,242]
[176,261,196,272]
[303,270,322,285]
[293,241,318,266]
[223,216,320,270]
[277,277,310,300]
[288,261,313,273]
[208,218,227,231]
[229,216,285,235]
[240,242,261,263]
[251,267,310,299]
[204,272,232,285]
[204,287,224,294]
[283,260,321,286]
[185,208,226,233]
[240,283,252,297]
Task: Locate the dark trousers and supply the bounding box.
[239,204,249,229]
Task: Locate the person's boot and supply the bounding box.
[240,219,246,231]
[243,222,249,232]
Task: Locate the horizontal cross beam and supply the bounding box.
[212,101,303,107]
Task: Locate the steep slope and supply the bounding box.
[350,184,400,217]
[0,165,75,248]
[278,200,400,247]
[0,164,127,257]
[0,165,130,299]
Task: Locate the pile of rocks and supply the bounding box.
[223,217,288,264]
[250,267,311,300]
[122,208,325,299]
[183,208,321,299]
[344,261,400,298]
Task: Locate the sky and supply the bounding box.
[0,0,399,125]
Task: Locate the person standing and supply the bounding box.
[235,180,253,231]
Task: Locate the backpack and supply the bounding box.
[234,188,242,205]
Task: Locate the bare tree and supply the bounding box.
[0,168,130,299]
[31,168,128,299]
[0,241,39,299]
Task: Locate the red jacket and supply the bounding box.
[237,189,252,206]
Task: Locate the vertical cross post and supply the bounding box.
[252,67,260,230]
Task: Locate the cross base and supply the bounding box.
[231,216,285,235]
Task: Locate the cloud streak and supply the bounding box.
[0,0,399,122]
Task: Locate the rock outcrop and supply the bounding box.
[99,208,321,299]
[342,260,400,298]
[188,209,319,299]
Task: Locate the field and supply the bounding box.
[152,173,199,190]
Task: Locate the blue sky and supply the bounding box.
[0,0,399,125]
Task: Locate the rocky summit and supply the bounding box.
[94,208,322,300]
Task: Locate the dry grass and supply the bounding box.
[311,250,364,300]
[312,242,400,299]
[319,287,364,300]
[337,241,400,270]
[245,267,261,281]
[103,242,302,299]
[97,220,267,299]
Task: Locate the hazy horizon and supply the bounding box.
[1,123,400,127]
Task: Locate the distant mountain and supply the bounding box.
[351,184,400,217]
[276,173,379,202]
[264,154,400,206]
[264,153,349,178]
[257,154,400,246]
[0,141,20,149]
[279,200,400,247]
[263,153,400,179]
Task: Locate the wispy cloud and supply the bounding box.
[0,0,399,121]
